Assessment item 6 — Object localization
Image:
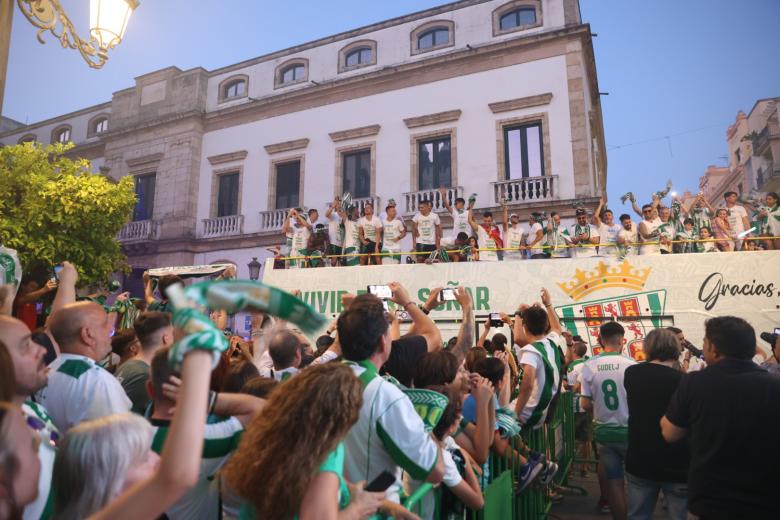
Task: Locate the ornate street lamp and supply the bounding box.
[18,0,139,69]
[247,257,262,281]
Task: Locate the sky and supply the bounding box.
[4,0,780,210]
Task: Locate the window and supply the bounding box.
[504,122,544,179]
[339,40,378,72]
[94,117,108,134]
[217,172,240,217]
[275,161,300,209]
[282,65,304,84]
[411,20,455,55]
[345,47,372,68]
[223,79,246,99]
[133,174,156,221]
[417,27,450,50]
[275,59,309,88]
[493,1,542,36]
[418,137,452,190]
[500,7,536,30]
[342,150,371,199]
[53,126,71,144]
[18,134,36,144]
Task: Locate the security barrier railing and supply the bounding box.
[402,391,578,519]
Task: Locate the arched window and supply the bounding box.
[338,40,378,73]
[223,79,246,99]
[18,134,36,144]
[417,27,450,50]
[346,47,372,67]
[275,59,308,88]
[500,7,537,30]
[410,20,455,55]
[52,126,72,144]
[281,64,304,84]
[493,1,542,36]
[94,117,109,134]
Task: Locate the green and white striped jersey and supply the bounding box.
[343,360,439,503]
[580,351,637,442]
[514,332,564,429]
[151,416,243,520]
[22,400,57,520]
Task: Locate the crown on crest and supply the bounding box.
[556,260,651,301]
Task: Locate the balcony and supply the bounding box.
[491,175,558,205]
[118,220,158,243]
[202,215,243,238]
[403,186,463,214]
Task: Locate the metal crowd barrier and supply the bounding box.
[402,391,578,519]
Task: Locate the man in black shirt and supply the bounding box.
[625,328,689,520]
[662,316,780,520]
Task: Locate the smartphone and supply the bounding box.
[489,312,503,327]
[368,285,392,299]
[50,265,63,283]
[438,288,457,303]
[381,300,390,312]
[365,471,396,492]
[774,327,780,336]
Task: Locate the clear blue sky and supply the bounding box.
[5,0,779,209]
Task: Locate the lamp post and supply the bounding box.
[1,0,139,118]
[247,257,262,281]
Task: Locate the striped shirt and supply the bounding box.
[151,416,243,520]
[514,332,564,428]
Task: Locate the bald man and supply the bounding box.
[0,315,60,520]
[36,301,131,432]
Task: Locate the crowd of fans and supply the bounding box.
[2,257,780,520]
[269,189,780,267]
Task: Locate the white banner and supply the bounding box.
[263,251,780,356]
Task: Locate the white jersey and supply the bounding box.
[450,208,471,236]
[569,223,600,258]
[525,222,545,256]
[37,353,131,432]
[724,204,749,234]
[22,401,58,520]
[598,223,622,257]
[580,352,637,443]
[382,218,406,252]
[476,225,500,262]
[639,217,662,255]
[513,332,564,428]
[412,212,440,246]
[342,219,361,250]
[504,225,525,261]
[358,215,383,243]
[328,213,344,247]
[152,416,244,520]
[618,225,639,256]
[344,361,439,503]
[566,359,586,413]
[409,436,463,520]
[657,219,676,254]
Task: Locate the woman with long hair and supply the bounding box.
[0,403,41,520]
[711,208,735,251]
[223,362,383,520]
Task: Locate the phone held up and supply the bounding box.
[438,287,457,303]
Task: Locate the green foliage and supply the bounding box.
[0,142,136,286]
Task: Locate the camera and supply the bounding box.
[489,312,503,327]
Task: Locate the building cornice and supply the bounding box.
[404,110,462,129]
[329,124,381,142]
[205,25,592,133]
[0,102,113,139]
[264,138,310,155]
[488,92,552,113]
[208,0,493,78]
[207,150,248,165]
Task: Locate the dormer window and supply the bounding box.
[411,20,455,55]
[52,126,72,144]
[493,1,543,36]
[275,59,309,89]
[338,40,378,73]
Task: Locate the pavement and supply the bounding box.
[549,470,669,520]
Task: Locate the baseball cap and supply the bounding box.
[575,208,587,217]
[509,213,519,219]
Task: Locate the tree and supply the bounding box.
[0,142,136,286]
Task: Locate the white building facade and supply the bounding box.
[0,0,606,290]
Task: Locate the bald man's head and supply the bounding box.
[49,302,113,360]
[0,316,49,397]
